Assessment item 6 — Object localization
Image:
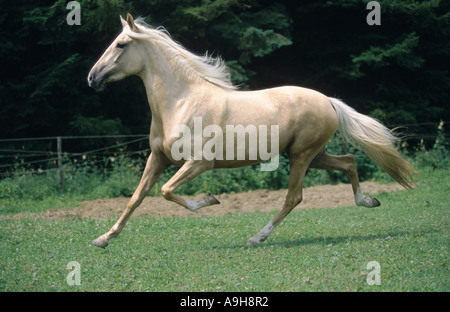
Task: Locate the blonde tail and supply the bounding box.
[329,98,417,189]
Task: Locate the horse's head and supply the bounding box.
[88,14,145,91]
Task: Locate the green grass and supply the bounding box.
[0,168,448,292]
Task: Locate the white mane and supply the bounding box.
[123,19,236,90]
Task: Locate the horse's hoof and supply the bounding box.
[92,237,109,249]
[245,239,260,247]
[372,197,381,207]
[205,193,220,205]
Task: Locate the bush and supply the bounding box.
[0,178,22,200]
[414,121,450,169]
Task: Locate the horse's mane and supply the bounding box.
[123,19,236,90]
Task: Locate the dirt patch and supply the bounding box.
[3,181,404,220]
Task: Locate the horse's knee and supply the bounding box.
[161,185,173,200]
[286,193,303,208]
[294,193,303,207]
[272,192,303,227]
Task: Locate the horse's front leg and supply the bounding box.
[92,152,169,248]
[160,160,220,211]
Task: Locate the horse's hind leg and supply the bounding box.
[246,155,310,246]
[309,149,380,207]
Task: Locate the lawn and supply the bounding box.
[0,168,448,292]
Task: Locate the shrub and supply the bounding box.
[0,178,22,200]
[414,121,450,169]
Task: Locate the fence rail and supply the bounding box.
[0,135,151,190]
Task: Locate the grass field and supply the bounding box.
[0,167,448,292]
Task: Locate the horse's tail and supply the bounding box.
[329,97,417,189]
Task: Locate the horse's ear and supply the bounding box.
[126,13,138,32]
[120,15,127,28]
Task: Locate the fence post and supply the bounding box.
[342,136,348,154]
[57,136,63,193]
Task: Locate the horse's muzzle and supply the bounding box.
[87,73,106,91]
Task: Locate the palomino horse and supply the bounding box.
[88,14,416,248]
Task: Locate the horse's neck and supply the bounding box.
[139,48,187,120]
[138,43,217,126]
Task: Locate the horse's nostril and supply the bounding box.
[88,74,95,82]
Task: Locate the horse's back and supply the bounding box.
[225,85,338,130]
[259,86,339,149]
[218,85,338,156]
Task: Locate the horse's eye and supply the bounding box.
[116,42,127,49]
